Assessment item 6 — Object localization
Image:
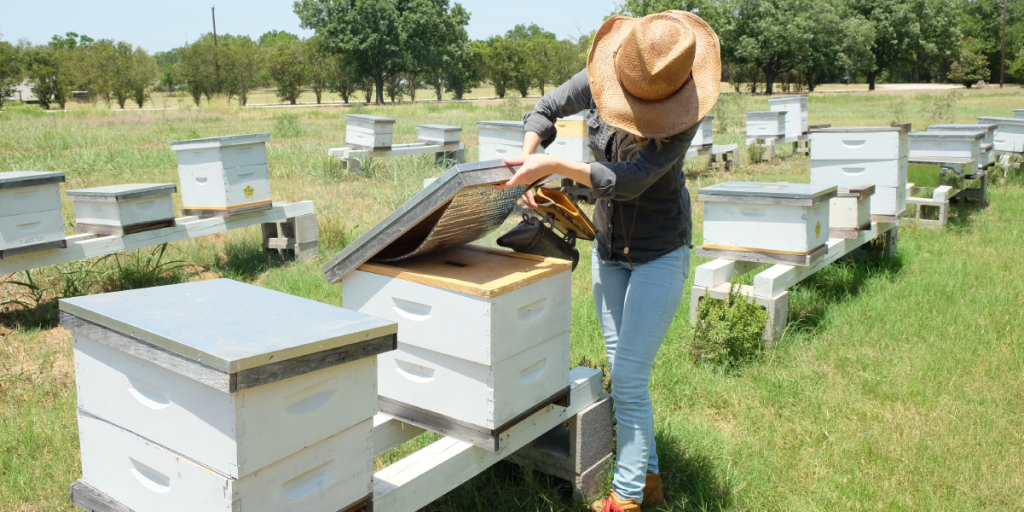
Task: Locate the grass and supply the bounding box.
[2,87,1024,511]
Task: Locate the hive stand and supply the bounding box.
[261,213,320,261]
[329,143,466,175]
[745,125,830,162]
[369,367,604,512]
[687,143,741,170]
[905,172,987,229]
[0,201,315,275]
[691,222,898,343]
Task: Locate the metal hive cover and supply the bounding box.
[169,133,270,151]
[67,183,177,202]
[977,116,1024,126]
[698,182,837,206]
[322,160,526,284]
[929,124,996,132]
[910,130,984,140]
[0,171,66,190]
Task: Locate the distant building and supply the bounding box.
[3,80,38,103]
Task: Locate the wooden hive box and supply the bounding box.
[692,115,714,147]
[416,124,462,146]
[768,94,809,137]
[345,114,395,150]
[61,279,397,485]
[477,121,545,161]
[170,134,273,218]
[544,115,594,163]
[977,116,1024,153]
[699,182,837,255]
[928,124,996,167]
[343,245,572,450]
[745,111,788,139]
[0,171,67,258]
[809,125,910,218]
[829,185,875,239]
[909,130,983,160]
[68,183,177,236]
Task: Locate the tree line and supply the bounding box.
[2,0,1024,110]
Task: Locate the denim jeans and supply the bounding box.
[592,243,690,503]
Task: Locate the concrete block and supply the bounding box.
[689,285,789,345]
[292,213,320,243]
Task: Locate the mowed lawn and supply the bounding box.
[1,88,1023,511]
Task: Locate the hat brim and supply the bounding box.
[587,11,722,139]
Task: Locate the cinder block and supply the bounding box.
[292,214,320,243]
[689,285,789,345]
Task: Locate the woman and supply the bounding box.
[496,11,721,512]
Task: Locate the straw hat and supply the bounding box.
[587,11,721,139]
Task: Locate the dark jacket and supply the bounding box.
[523,69,698,264]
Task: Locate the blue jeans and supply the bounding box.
[592,244,690,503]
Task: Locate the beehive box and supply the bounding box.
[543,115,594,162]
[928,124,996,168]
[77,409,373,512]
[416,124,462,146]
[0,171,67,257]
[170,134,272,217]
[809,125,910,218]
[346,115,395,150]
[692,115,714,147]
[343,245,572,439]
[699,182,837,254]
[61,279,397,481]
[746,111,788,139]
[977,116,1024,153]
[68,184,177,236]
[909,130,983,160]
[477,121,545,161]
[810,125,910,161]
[829,185,874,239]
[1015,109,1024,119]
[768,94,809,137]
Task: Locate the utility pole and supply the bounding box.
[212,6,221,90]
[1001,0,1007,88]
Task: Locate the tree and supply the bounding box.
[175,38,219,106]
[0,41,22,110]
[153,50,180,92]
[847,0,923,90]
[384,72,405,102]
[326,56,355,103]
[359,75,374,103]
[304,38,331,103]
[443,40,481,100]
[480,36,526,98]
[258,30,301,48]
[221,36,264,106]
[130,48,159,108]
[109,41,137,108]
[725,0,816,94]
[49,32,94,51]
[402,0,472,103]
[23,45,75,109]
[505,24,556,95]
[268,39,307,104]
[948,48,991,87]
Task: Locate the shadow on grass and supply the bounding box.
[214,237,291,282]
[422,460,582,512]
[657,430,733,511]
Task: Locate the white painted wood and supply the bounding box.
[686,143,739,159]
[828,195,871,230]
[768,95,809,136]
[1015,109,1024,119]
[377,332,570,429]
[752,223,896,298]
[810,130,908,161]
[703,200,830,254]
[746,111,787,138]
[72,195,175,228]
[373,413,426,458]
[693,259,763,289]
[544,137,593,162]
[173,143,268,173]
[869,185,907,216]
[693,116,715,146]
[0,201,313,275]
[932,185,955,202]
[79,410,373,512]
[985,122,1024,153]
[0,184,62,218]
[179,163,272,209]
[0,209,66,251]
[329,143,465,161]
[346,116,395,149]
[343,269,570,366]
[75,334,378,478]
[810,157,909,188]
[372,367,602,512]
[416,125,461,145]
[909,133,981,160]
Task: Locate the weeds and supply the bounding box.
[98,244,193,292]
[926,90,963,125]
[690,284,768,368]
[889,95,910,124]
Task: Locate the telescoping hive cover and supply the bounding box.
[322,160,527,284]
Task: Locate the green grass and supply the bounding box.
[2,87,1024,511]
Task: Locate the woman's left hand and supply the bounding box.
[495,154,561,190]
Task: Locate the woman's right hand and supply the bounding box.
[521,189,538,209]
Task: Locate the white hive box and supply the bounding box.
[810,125,910,161]
[544,116,594,162]
[416,124,462,146]
[345,114,395,150]
[1015,109,1024,119]
[61,278,397,481]
[746,111,788,139]
[977,116,1024,153]
[909,130,982,160]
[170,134,273,218]
[343,245,572,449]
[77,409,373,512]
[68,184,177,236]
[829,185,874,239]
[809,125,910,218]
[699,182,837,255]
[477,121,545,161]
[768,94,809,137]
[692,115,714,147]
[928,124,996,168]
[0,171,67,258]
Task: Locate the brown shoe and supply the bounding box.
[590,491,641,512]
[643,472,665,505]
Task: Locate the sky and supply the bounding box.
[1,0,614,53]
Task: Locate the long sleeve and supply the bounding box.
[523,70,594,150]
[588,123,699,201]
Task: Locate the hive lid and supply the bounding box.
[67,183,177,202]
[0,171,66,190]
[768,94,809,102]
[322,160,527,284]
[910,130,984,141]
[977,116,1024,126]
[746,111,787,117]
[59,279,397,373]
[811,124,911,134]
[417,124,462,132]
[698,181,837,206]
[170,133,270,151]
[476,120,526,131]
[928,123,996,132]
[836,184,876,199]
[346,114,396,124]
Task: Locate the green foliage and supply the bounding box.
[22,45,75,110]
[690,284,768,368]
[220,36,265,106]
[98,244,192,293]
[258,30,301,48]
[0,41,21,111]
[174,37,219,106]
[925,90,962,124]
[948,48,991,87]
[268,40,307,105]
[326,55,356,103]
[304,38,331,104]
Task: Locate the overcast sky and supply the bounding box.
[1,0,613,53]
